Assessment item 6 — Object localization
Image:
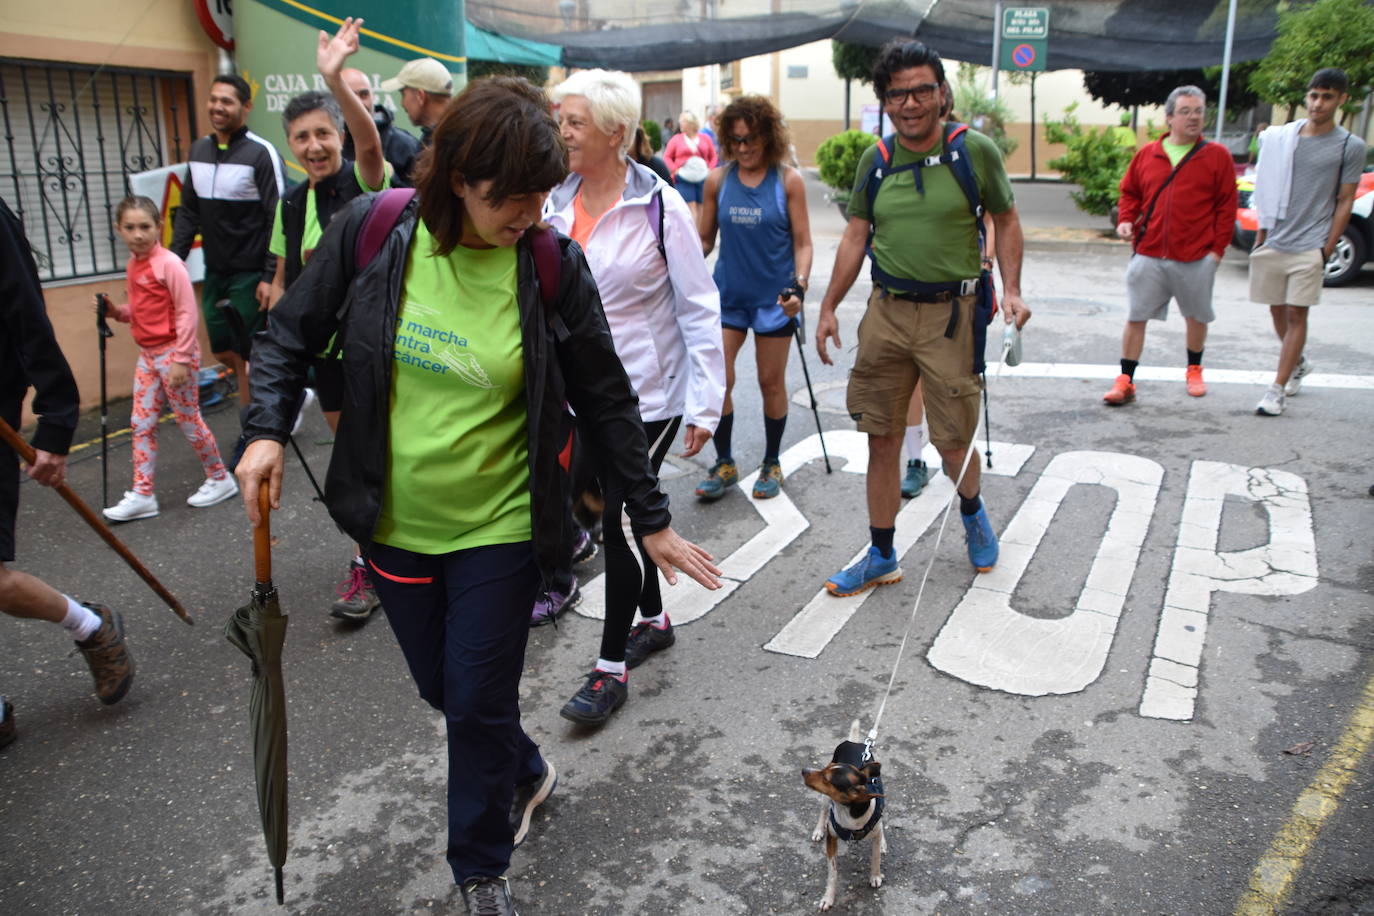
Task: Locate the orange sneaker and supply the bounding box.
[1102,374,1136,406]
[1185,364,1206,397]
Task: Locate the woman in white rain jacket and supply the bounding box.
[544,68,725,727]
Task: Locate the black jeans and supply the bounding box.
[367,539,544,884]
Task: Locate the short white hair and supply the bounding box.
[551,69,641,156]
[678,110,699,132]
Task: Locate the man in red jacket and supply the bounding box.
[1104,86,1238,405]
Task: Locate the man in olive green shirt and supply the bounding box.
[815,38,1031,596]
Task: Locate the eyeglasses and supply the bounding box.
[730,132,757,146]
[884,83,940,105]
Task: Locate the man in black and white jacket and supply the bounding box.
[171,73,286,406]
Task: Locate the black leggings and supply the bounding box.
[597,416,681,663]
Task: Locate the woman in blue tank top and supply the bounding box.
[697,95,813,501]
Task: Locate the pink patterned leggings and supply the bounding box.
[129,346,227,495]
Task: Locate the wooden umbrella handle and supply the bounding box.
[0,417,192,624]
[254,485,272,585]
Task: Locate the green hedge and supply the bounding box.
[815,130,878,202]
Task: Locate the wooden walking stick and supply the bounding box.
[0,416,193,625]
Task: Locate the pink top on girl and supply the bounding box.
[115,242,200,363]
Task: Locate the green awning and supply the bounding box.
[466,20,561,66]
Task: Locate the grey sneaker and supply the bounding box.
[1284,356,1311,396]
[1256,383,1286,417]
[330,563,381,621]
[460,876,517,915]
[511,758,557,848]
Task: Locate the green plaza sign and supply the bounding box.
[999,6,1049,71]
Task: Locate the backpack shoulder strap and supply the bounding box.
[864,134,898,215]
[942,122,983,221]
[529,225,562,314]
[355,187,416,270]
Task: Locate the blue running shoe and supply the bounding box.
[900,459,930,499]
[695,460,738,501]
[962,502,999,572]
[752,460,784,499]
[825,546,902,597]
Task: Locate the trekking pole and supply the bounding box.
[95,294,115,508]
[791,311,832,474]
[288,433,326,503]
[0,417,193,625]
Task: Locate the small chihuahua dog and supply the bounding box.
[801,720,887,911]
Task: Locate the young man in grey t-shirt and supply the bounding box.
[1249,67,1367,416]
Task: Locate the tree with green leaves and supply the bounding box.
[1250,0,1374,121]
[1083,64,1259,117]
[832,40,881,129]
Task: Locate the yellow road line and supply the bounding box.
[68,406,216,455]
[1234,668,1374,915]
[273,0,467,64]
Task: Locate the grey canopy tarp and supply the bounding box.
[466,0,1282,72]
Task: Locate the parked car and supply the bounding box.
[1232,170,1374,286]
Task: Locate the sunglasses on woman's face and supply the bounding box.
[731,132,758,146]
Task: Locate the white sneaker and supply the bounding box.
[186,474,239,508]
[103,490,159,521]
[291,388,318,436]
[1283,356,1311,397]
[1256,383,1286,417]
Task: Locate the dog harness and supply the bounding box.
[829,739,885,843]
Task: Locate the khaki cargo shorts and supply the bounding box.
[846,288,983,450]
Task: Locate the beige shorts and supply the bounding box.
[846,288,983,449]
[1248,246,1325,306]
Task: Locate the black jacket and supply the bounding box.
[170,126,285,281]
[242,194,671,586]
[277,159,369,288]
[342,105,421,187]
[1,200,78,453]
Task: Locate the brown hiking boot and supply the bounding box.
[76,604,135,705]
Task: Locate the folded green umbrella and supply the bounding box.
[225,488,289,904]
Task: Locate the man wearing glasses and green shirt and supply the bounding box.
[814,38,1031,596]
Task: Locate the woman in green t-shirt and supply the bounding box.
[234,77,721,915]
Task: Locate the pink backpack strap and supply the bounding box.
[529,225,561,312]
[355,188,416,271]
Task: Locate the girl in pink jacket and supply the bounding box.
[101,196,236,522]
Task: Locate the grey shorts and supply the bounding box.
[1125,253,1219,323]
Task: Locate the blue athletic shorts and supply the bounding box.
[721,301,795,336]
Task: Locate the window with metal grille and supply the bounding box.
[0,59,196,283]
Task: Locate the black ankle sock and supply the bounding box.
[1121,359,1139,380]
[763,413,787,463]
[1187,348,1203,367]
[714,412,734,462]
[959,492,982,516]
[870,526,895,558]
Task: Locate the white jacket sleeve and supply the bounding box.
[661,189,725,433]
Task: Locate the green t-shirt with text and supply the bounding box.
[372,221,531,554]
[848,127,1014,287]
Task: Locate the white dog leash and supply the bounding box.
[862,322,1022,761]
